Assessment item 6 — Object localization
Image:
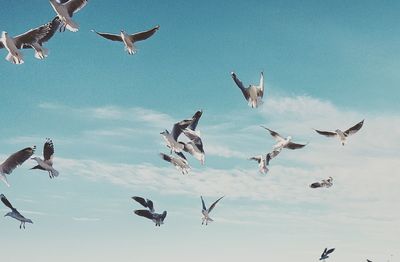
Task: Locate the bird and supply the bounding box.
[314,120,364,146]
[249,148,281,174]
[181,110,205,164]
[91,25,160,55]
[132,196,166,226]
[49,0,88,32]
[0,146,36,187]
[310,177,333,188]
[261,126,307,151]
[201,196,224,225]
[160,115,196,154]
[231,71,264,108]
[0,17,61,64]
[31,138,59,179]
[367,260,373,262]
[319,247,335,261]
[1,194,33,229]
[159,153,190,175]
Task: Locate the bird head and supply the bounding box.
[287,136,292,141]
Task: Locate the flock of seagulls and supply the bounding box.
[1,1,384,260]
[0,0,159,64]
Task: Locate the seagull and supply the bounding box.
[314,120,364,146]
[132,196,166,226]
[367,260,373,262]
[181,110,205,164]
[31,138,59,179]
[91,25,160,55]
[159,153,190,174]
[0,146,36,187]
[261,126,307,151]
[231,71,264,108]
[0,17,61,64]
[319,248,335,261]
[310,177,333,188]
[1,194,33,229]
[49,0,88,32]
[160,116,194,154]
[249,148,281,174]
[201,196,224,225]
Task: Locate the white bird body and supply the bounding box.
[201,196,224,225]
[0,32,24,64]
[161,131,185,153]
[32,157,59,178]
[120,31,135,55]
[50,0,77,32]
[184,142,204,164]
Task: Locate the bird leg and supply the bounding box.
[23,222,25,229]
[48,171,53,179]
[20,222,22,229]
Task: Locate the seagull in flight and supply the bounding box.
[0,146,36,187]
[310,177,333,189]
[261,126,307,151]
[132,196,167,226]
[0,17,61,64]
[92,25,160,55]
[159,153,190,175]
[49,0,88,32]
[249,148,281,174]
[319,248,335,261]
[231,71,264,108]
[31,138,59,179]
[201,196,224,225]
[314,120,364,146]
[1,194,33,229]
[181,110,205,164]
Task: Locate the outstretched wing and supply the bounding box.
[134,209,154,220]
[91,30,122,42]
[260,126,285,142]
[129,25,160,42]
[171,119,192,140]
[159,153,172,163]
[257,72,264,97]
[160,211,167,222]
[286,142,306,150]
[14,18,60,48]
[208,196,224,213]
[344,120,364,136]
[0,194,14,210]
[231,72,249,100]
[187,110,203,131]
[0,42,4,49]
[314,129,337,137]
[249,156,262,163]
[0,146,36,174]
[43,138,55,162]
[326,248,335,255]
[200,196,207,211]
[64,0,88,17]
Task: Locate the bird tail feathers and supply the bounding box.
[0,174,10,187]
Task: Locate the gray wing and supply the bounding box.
[266,149,281,165]
[187,110,203,131]
[160,211,167,222]
[0,146,36,174]
[231,72,249,100]
[171,119,192,140]
[146,199,155,213]
[159,153,172,163]
[14,18,60,48]
[0,194,15,210]
[182,129,204,152]
[132,196,148,208]
[285,142,306,150]
[249,156,262,163]
[314,129,337,137]
[64,0,88,17]
[200,196,207,211]
[134,209,154,220]
[326,248,335,255]
[208,196,224,213]
[91,30,122,42]
[344,120,364,136]
[0,42,3,49]
[175,150,187,161]
[43,138,55,161]
[321,248,328,258]
[260,126,285,142]
[129,25,160,42]
[310,182,322,188]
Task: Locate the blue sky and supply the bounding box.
[0,1,399,261]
